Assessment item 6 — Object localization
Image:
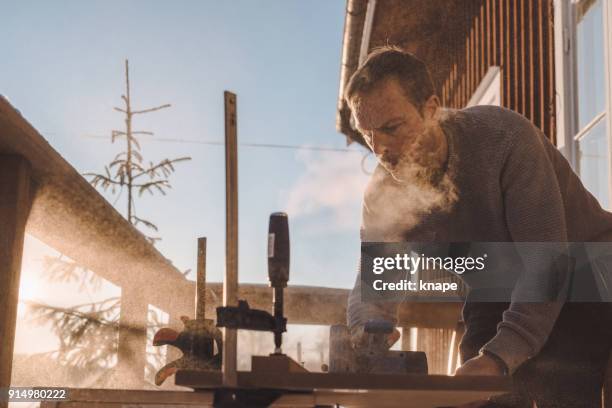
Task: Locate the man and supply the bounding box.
[345,46,612,407]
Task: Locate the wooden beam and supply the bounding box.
[606,353,612,408]
[176,370,511,394]
[0,155,32,408]
[0,97,191,315]
[546,0,556,142]
[223,90,238,387]
[199,283,462,329]
[116,286,148,388]
[196,237,207,320]
[42,384,512,408]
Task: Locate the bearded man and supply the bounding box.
[345,46,612,407]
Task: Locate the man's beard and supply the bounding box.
[366,125,457,240]
[388,157,446,188]
[385,123,448,188]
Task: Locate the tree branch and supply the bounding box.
[132,157,191,179]
[84,173,124,187]
[132,103,171,115]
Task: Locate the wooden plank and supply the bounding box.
[176,370,511,393]
[0,98,191,315]
[528,0,535,122]
[116,286,148,388]
[538,0,545,133]
[481,2,486,78]
[446,329,458,375]
[512,0,519,111]
[401,326,412,351]
[606,352,612,408]
[504,0,511,107]
[448,65,453,108]
[196,237,207,320]
[465,36,470,106]
[58,389,213,405]
[471,15,477,92]
[223,91,238,387]
[472,1,477,93]
[492,0,498,66]
[547,0,556,143]
[452,66,457,108]
[300,388,507,408]
[442,78,447,106]
[463,48,468,105]
[486,0,492,68]
[532,0,542,130]
[520,0,526,115]
[251,355,308,373]
[43,386,511,408]
[0,155,32,408]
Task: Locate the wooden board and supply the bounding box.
[283,389,510,407]
[40,384,511,408]
[0,155,32,408]
[176,370,510,392]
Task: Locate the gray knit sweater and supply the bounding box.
[347,105,612,373]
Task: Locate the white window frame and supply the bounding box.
[467,66,502,107]
[555,0,612,206]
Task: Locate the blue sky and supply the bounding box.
[2,1,376,292]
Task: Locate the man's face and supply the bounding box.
[350,77,442,183]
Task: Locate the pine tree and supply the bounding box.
[23,60,190,386]
[85,59,190,243]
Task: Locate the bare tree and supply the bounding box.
[85,59,190,243]
[19,60,191,386]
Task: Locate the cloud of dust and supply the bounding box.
[285,149,370,231]
[363,111,458,240]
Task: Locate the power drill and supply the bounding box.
[329,320,428,375]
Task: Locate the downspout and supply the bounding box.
[336,0,369,145]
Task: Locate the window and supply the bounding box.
[573,0,610,208]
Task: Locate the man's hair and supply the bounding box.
[344,46,436,112]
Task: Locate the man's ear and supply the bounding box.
[422,95,441,120]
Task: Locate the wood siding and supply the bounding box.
[439,0,557,143]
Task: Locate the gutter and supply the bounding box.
[336,0,369,145]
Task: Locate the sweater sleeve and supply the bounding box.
[481,112,568,373]
[347,245,399,329]
[347,199,399,330]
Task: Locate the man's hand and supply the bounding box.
[350,325,400,350]
[454,353,505,376]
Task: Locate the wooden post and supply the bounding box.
[116,285,148,388]
[401,326,412,351]
[196,237,207,320]
[222,91,238,387]
[0,156,32,408]
[605,353,611,407]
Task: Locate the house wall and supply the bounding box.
[439,0,557,143]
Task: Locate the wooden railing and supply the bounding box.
[0,96,462,395]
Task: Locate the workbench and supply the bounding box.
[40,373,511,408]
